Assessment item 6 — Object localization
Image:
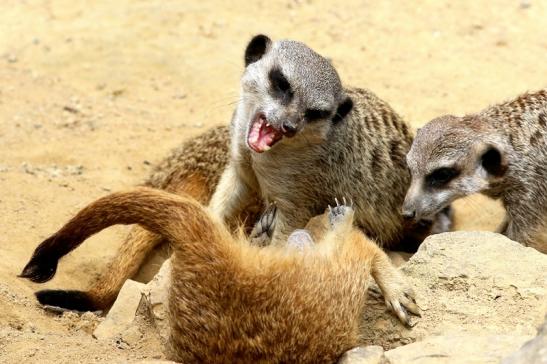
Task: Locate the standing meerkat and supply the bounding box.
[24,34,451,311]
[403,88,547,253]
[21,188,419,362]
[209,34,450,247]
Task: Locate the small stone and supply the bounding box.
[93,280,145,340]
[338,345,384,364]
[141,259,171,344]
[120,325,143,347]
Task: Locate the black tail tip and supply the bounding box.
[19,257,58,283]
[35,289,98,312]
[19,235,62,283]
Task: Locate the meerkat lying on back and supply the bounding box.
[21,188,419,362]
[403,88,547,253]
[22,34,451,312]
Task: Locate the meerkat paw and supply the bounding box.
[327,197,354,229]
[249,203,277,246]
[377,271,420,327]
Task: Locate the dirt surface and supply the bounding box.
[1,0,546,362]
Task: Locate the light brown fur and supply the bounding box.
[22,188,418,362]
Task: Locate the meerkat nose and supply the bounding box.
[401,208,416,220]
[281,121,297,137]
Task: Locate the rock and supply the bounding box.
[141,259,172,344]
[359,232,547,349]
[501,316,547,364]
[120,325,143,347]
[93,280,145,340]
[338,345,384,364]
[384,335,532,364]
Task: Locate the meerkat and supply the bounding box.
[403,88,547,253]
[21,188,419,362]
[24,34,451,312]
[209,34,451,248]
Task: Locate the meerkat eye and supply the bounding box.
[426,167,460,188]
[304,108,331,122]
[268,68,293,103]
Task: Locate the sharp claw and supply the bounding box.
[342,197,347,205]
[390,300,409,326]
[401,295,421,317]
[335,197,340,207]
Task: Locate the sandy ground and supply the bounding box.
[1,0,546,362]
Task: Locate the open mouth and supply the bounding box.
[247,113,283,153]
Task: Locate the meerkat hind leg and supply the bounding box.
[370,245,421,326]
[328,198,420,326]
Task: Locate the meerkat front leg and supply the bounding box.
[209,164,256,223]
[251,205,309,246]
[249,203,277,246]
[250,203,315,252]
[264,200,321,246]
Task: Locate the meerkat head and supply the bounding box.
[237,34,353,153]
[402,115,509,220]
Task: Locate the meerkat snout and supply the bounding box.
[401,204,416,220]
[404,115,510,220]
[240,34,353,153]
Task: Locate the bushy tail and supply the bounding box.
[20,187,232,310]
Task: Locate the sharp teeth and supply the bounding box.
[266,123,271,127]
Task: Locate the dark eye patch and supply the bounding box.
[425,167,460,188]
[268,68,293,104]
[304,108,331,122]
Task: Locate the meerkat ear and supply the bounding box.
[479,145,507,178]
[332,97,353,123]
[244,35,272,66]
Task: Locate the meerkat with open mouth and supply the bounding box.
[210,34,451,247]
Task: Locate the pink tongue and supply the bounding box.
[248,118,278,152]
